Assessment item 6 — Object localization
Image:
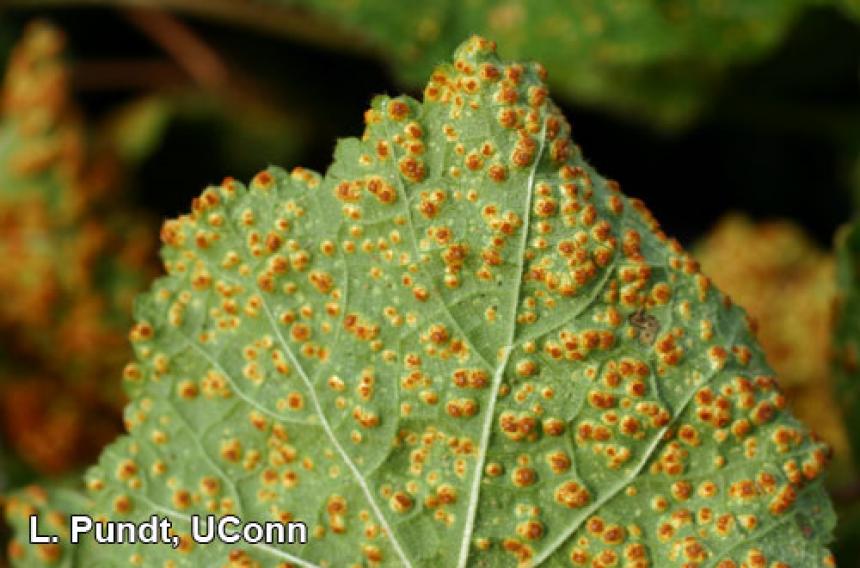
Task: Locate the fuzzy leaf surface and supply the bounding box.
[7,36,836,568]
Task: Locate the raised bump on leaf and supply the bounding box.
[5,35,837,568]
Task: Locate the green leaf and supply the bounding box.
[13,0,846,127]
[838,0,860,20]
[8,35,836,567]
[4,485,96,566]
[98,97,173,168]
[278,0,827,126]
[835,222,860,462]
[693,215,854,485]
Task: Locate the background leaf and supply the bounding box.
[0,21,157,475]
[3,485,95,566]
[9,0,857,129]
[835,222,860,462]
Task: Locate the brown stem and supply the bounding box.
[72,58,189,90]
[6,0,371,53]
[123,7,228,90]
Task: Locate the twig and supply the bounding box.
[123,7,228,90]
[72,58,188,90]
[6,0,371,54]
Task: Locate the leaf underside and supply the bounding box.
[6,36,835,568]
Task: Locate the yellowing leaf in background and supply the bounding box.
[0,22,157,475]
[696,214,852,479]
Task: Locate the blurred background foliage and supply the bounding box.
[0,0,858,564]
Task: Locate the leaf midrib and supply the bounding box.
[456,119,549,568]
[179,179,416,568]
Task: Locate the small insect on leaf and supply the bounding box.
[628,307,660,345]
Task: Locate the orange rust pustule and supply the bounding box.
[0,22,158,475]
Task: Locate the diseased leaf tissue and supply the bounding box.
[5,36,835,567]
